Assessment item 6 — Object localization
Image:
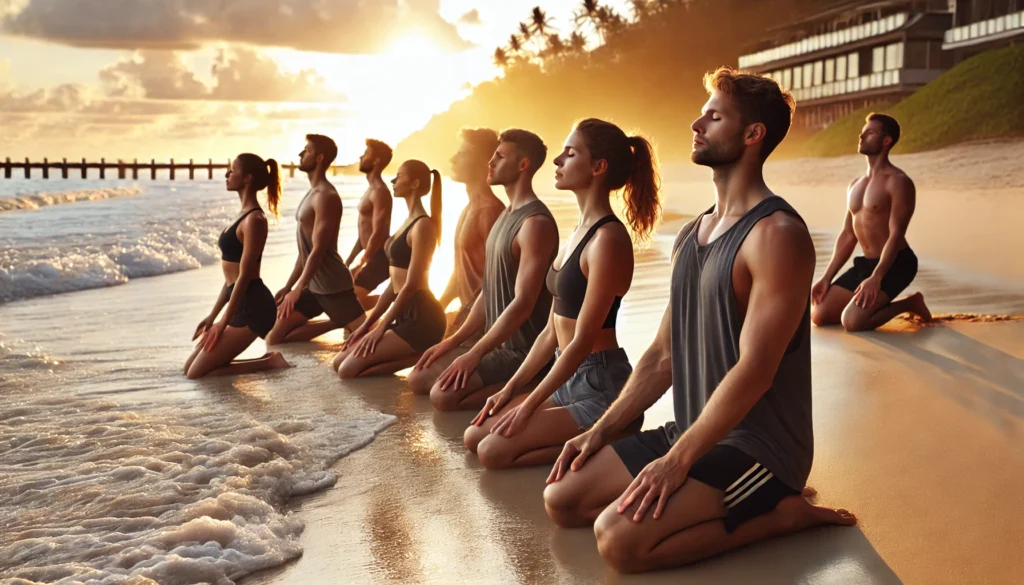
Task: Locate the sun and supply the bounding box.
[386,34,445,58]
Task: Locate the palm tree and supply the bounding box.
[530,6,555,37]
[628,0,652,22]
[573,0,605,44]
[568,31,587,54]
[596,6,627,39]
[543,33,567,61]
[507,33,523,55]
[493,47,510,69]
[518,21,533,41]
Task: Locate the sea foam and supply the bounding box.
[0,188,141,213]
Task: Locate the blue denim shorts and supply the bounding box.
[551,347,633,430]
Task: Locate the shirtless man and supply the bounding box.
[408,129,560,412]
[811,113,931,331]
[541,68,854,574]
[438,128,506,336]
[346,139,394,310]
[267,134,365,344]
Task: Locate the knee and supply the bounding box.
[407,369,435,396]
[475,436,513,470]
[337,358,362,380]
[429,384,461,411]
[265,329,284,346]
[543,483,591,529]
[595,513,644,574]
[463,424,487,454]
[185,365,205,380]
[840,310,869,332]
[810,305,831,327]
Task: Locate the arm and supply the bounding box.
[870,175,915,281]
[344,239,364,267]
[465,215,558,359]
[820,210,857,284]
[499,307,559,394]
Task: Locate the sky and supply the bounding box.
[0,0,630,163]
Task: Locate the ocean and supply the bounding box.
[1,172,1022,584]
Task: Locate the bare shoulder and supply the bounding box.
[593,219,632,249]
[370,182,393,206]
[886,167,915,195]
[520,212,558,238]
[410,214,438,241]
[747,211,814,267]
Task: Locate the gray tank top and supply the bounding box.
[668,196,813,491]
[482,199,558,351]
[296,189,353,295]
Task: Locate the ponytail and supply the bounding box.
[623,136,661,245]
[265,158,282,219]
[429,169,442,245]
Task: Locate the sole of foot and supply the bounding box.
[776,494,857,532]
[907,292,932,322]
[267,352,292,369]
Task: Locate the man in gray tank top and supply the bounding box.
[267,134,366,345]
[409,129,559,411]
[542,68,855,574]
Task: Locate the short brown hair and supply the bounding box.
[305,134,338,166]
[458,128,500,163]
[498,128,547,174]
[365,138,393,168]
[703,67,795,161]
[866,113,901,147]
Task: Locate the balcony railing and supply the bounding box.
[944,11,1024,46]
[786,68,943,103]
[739,13,909,69]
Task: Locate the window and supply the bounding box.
[783,68,793,89]
[793,66,803,89]
[773,70,784,87]
[885,42,904,70]
[825,59,836,83]
[803,63,814,86]
[836,55,847,80]
[813,61,824,86]
[872,46,885,73]
[849,51,860,77]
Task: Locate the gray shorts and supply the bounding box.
[551,347,632,430]
[475,347,551,388]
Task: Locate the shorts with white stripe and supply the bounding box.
[612,431,799,533]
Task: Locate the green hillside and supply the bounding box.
[805,43,1024,157]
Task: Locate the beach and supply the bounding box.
[2,140,1022,584]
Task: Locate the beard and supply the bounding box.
[487,167,516,186]
[298,158,317,173]
[690,140,743,167]
[858,142,882,155]
[358,160,373,174]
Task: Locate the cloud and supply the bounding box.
[458,9,481,25]
[97,48,344,103]
[1,0,472,54]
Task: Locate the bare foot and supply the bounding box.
[907,292,932,323]
[266,351,291,370]
[775,494,857,532]
[802,486,817,499]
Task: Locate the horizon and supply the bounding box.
[0,1,631,165]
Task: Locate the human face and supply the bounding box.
[487,141,521,186]
[450,142,488,184]
[690,92,747,167]
[858,120,887,155]
[390,162,418,199]
[552,130,596,191]
[358,146,376,174]
[225,157,247,192]
[298,140,319,173]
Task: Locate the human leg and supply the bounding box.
[473,401,583,469]
[810,284,854,326]
[337,330,418,379]
[542,445,635,528]
[186,326,289,379]
[407,347,466,395]
[430,347,535,412]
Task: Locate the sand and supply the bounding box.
[244,142,1024,585]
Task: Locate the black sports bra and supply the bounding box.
[546,216,622,329]
[218,208,263,263]
[386,215,428,269]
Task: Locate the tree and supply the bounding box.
[531,6,555,37]
[507,33,523,55]
[628,0,652,22]
[493,47,510,69]
[568,31,587,54]
[574,0,605,44]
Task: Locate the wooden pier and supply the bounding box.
[2,158,348,180]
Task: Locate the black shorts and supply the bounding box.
[295,288,365,328]
[833,247,918,300]
[226,278,276,338]
[612,427,799,533]
[354,248,390,292]
[388,289,447,352]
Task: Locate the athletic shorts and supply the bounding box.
[476,347,552,388]
[612,429,799,533]
[295,288,365,328]
[551,348,633,429]
[354,248,390,292]
[226,278,276,338]
[388,289,447,353]
[833,247,918,300]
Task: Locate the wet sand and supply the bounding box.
[246,142,1024,585]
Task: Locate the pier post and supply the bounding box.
[25,157,31,179]
[99,158,106,180]
[81,158,87,179]
[169,158,175,181]
[118,159,126,180]
[150,159,157,180]
[207,159,213,180]
[289,164,295,178]
[133,159,139,180]
[4,158,11,179]
[62,158,69,179]
[189,159,195,180]
[42,158,49,179]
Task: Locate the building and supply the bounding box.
[738,1,954,130]
[944,0,1024,57]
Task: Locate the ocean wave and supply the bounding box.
[0,394,396,584]
[0,187,141,213]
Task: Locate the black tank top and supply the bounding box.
[546,215,622,329]
[386,215,428,269]
[218,208,263,262]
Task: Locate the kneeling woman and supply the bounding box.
[186,154,290,378]
[464,118,660,469]
[333,160,446,378]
